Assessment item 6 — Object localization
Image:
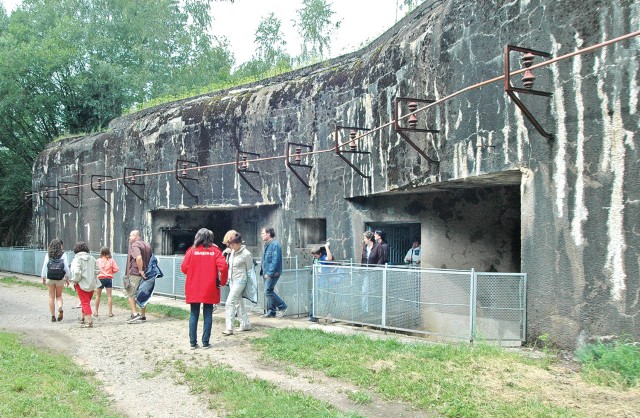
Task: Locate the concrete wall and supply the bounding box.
[32,0,639,348]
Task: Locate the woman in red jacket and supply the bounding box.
[181,228,228,349]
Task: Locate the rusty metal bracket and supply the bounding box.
[58,181,80,208]
[40,185,59,211]
[90,175,112,205]
[124,167,146,202]
[175,159,199,202]
[505,45,553,139]
[236,150,261,194]
[334,125,371,179]
[285,141,313,192]
[394,97,440,167]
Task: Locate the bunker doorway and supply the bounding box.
[365,222,420,265]
[151,207,270,256]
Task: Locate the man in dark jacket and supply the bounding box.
[260,227,287,318]
[374,229,389,265]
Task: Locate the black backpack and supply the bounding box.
[47,258,66,280]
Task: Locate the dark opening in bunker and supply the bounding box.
[151,206,273,255]
[365,222,421,265]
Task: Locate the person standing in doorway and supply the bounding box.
[124,230,152,323]
[404,238,421,266]
[374,229,389,265]
[95,246,119,317]
[260,227,287,318]
[41,238,70,322]
[181,228,228,349]
[309,242,334,322]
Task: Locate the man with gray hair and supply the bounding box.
[125,230,152,323]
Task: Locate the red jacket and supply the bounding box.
[181,244,228,304]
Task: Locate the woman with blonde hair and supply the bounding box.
[222,231,255,335]
[41,238,70,322]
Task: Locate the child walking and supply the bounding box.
[95,246,120,317]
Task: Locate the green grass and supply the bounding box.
[182,363,361,418]
[577,337,640,387]
[346,390,372,405]
[0,276,190,320]
[252,328,575,417]
[0,332,121,418]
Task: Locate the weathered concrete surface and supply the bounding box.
[32,0,639,348]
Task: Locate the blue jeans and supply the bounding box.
[264,276,286,316]
[189,303,213,346]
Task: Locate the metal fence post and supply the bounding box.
[522,273,528,341]
[172,255,177,296]
[382,264,387,327]
[470,268,477,342]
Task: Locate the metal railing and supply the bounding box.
[311,263,526,343]
[0,247,306,315]
[0,247,525,342]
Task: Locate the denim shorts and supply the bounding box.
[98,278,113,289]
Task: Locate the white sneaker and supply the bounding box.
[275,308,287,318]
[234,326,252,332]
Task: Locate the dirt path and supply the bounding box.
[0,278,427,417]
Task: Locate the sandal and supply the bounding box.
[51,315,56,322]
[108,313,114,317]
[79,317,85,324]
[93,313,99,317]
[81,322,93,328]
[57,308,63,322]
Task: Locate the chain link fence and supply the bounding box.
[311,263,526,343]
[0,248,525,342]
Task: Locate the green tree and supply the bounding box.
[254,13,291,75]
[0,0,234,245]
[293,0,340,65]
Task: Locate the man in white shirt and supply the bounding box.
[404,238,421,265]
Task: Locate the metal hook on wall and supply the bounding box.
[236,150,261,194]
[123,167,146,201]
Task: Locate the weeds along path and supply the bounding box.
[0,280,425,417]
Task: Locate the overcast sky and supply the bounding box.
[2,0,409,66]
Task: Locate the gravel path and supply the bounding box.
[0,276,427,417]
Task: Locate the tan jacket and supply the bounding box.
[70,252,100,292]
[228,246,254,282]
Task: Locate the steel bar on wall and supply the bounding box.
[236,150,261,194]
[90,175,112,205]
[394,97,440,167]
[175,159,199,202]
[123,167,146,201]
[505,45,553,139]
[285,141,313,191]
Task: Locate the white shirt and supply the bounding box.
[404,246,421,264]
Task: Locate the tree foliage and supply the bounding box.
[0,0,234,245]
[254,13,291,75]
[293,0,340,65]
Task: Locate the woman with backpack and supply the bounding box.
[40,238,70,322]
